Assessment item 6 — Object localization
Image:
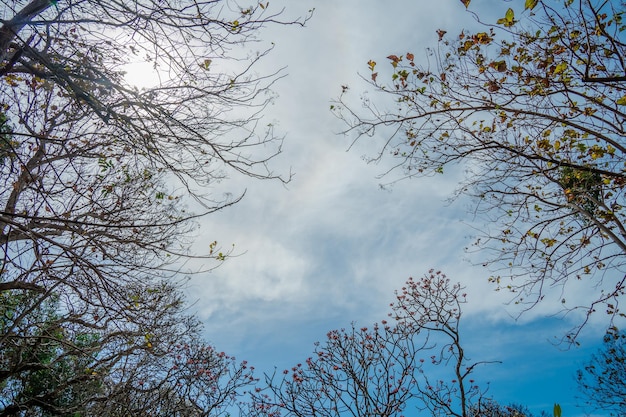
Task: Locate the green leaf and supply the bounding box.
[617,96,626,106]
[553,62,568,74]
[525,0,538,10]
[553,403,562,417]
[505,7,514,21]
[497,8,515,27]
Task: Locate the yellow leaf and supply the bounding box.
[525,0,538,10]
[553,62,568,75]
[497,8,515,27]
[617,96,626,106]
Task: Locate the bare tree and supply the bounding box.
[251,271,490,417]
[0,0,310,414]
[90,338,258,417]
[333,0,626,341]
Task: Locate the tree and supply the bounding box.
[0,279,257,417]
[0,0,309,413]
[89,339,257,417]
[0,291,103,416]
[251,271,492,417]
[469,399,538,417]
[0,279,203,416]
[332,0,626,341]
[576,329,626,416]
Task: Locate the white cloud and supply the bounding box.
[172,2,619,415]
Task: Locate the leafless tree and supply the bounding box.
[90,338,257,417]
[0,0,310,414]
[251,271,491,417]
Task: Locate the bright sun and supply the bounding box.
[123,60,163,90]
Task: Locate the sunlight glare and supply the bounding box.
[123,60,163,89]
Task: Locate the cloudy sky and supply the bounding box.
[130,1,621,416]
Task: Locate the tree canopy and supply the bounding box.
[576,330,626,416]
[333,0,626,341]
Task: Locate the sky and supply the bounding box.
[126,1,621,416]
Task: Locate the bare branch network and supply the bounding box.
[0,0,310,414]
[332,0,626,342]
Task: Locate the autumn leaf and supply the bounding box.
[367,59,376,71]
[617,96,626,105]
[371,72,378,82]
[436,29,447,41]
[473,32,492,44]
[387,55,401,68]
[487,80,500,92]
[460,0,470,8]
[490,60,507,72]
[406,52,414,61]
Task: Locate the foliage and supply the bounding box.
[0,280,203,416]
[251,271,492,417]
[0,111,14,163]
[0,291,103,416]
[0,279,257,416]
[576,329,626,416]
[333,0,626,341]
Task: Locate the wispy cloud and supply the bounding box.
[178,1,618,415]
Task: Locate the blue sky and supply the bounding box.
[129,1,623,416]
